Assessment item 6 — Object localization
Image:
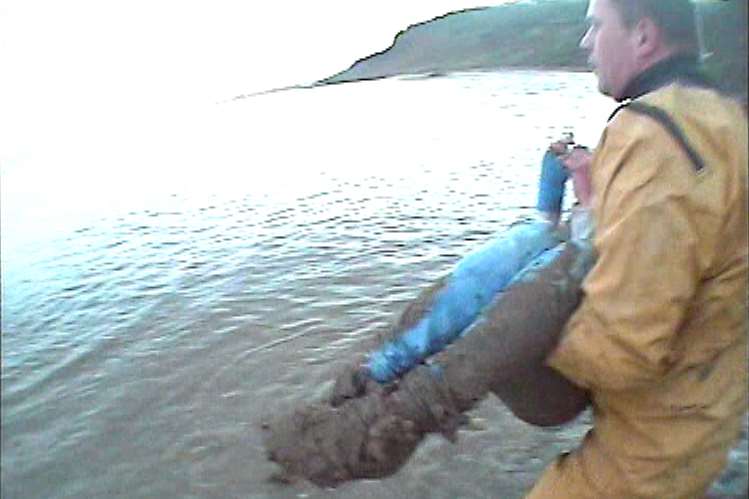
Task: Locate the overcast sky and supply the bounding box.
[0,2,502,109]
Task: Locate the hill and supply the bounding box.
[319,0,747,100]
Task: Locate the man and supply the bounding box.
[527,0,748,497]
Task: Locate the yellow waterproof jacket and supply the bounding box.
[528,83,748,499]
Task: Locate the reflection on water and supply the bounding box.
[3,71,742,499]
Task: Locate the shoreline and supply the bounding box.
[318,65,592,86]
[232,66,593,100]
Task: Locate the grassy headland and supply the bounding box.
[319,0,747,100]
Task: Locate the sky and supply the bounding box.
[0,1,501,146]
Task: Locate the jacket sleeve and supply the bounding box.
[547,124,701,392]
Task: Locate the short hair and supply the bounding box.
[609,0,699,55]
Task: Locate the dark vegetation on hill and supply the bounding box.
[320,0,747,100]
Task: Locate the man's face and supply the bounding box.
[581,0,639,100]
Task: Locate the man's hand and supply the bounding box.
[560,146,593,207]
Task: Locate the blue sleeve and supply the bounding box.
[537,151,568,215]
[366,220,563,382]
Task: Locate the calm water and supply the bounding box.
[1,71,744,498]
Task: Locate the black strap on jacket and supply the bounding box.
[603,54,712,175]
[608,101,706,174]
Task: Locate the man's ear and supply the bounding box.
[633,17,662,59]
